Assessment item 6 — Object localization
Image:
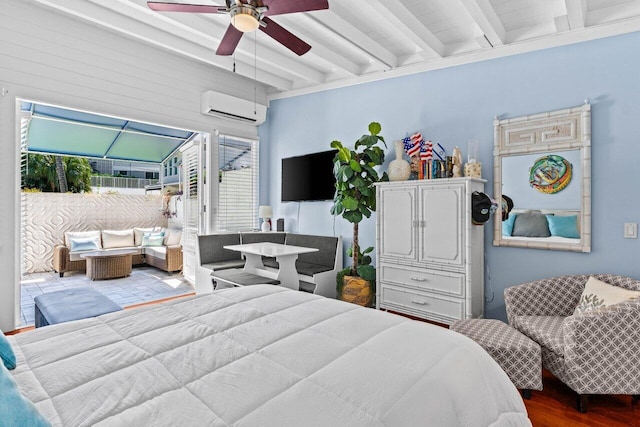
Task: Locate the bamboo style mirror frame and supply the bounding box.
[493,101,591,252]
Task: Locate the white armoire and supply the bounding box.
[375,178,485,324]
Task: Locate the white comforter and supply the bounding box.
[9,285,530,426]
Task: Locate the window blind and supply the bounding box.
[217,135,258,231]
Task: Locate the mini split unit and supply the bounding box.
[200,90,267,125]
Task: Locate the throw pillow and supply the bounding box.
[502,213,518,236]
[64,231,101,249]
[141,232,165,247]
[546,215,580,239]
[102,229,134,249]
[69,237,101,252]
[0,363,51,426]
[574,276,640,315]
[164,229,182,246]
[134,227,161,246]
[0,333,16,370]
[511,212,551,237]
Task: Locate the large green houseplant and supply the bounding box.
[330,122,388,306]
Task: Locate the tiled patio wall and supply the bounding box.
[23,193,168,273]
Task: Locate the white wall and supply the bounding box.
[0,0,266,331]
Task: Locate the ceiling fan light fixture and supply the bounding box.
[231,6,260,32]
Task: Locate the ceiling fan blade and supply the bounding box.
[147,2,227,14]
[216,24,244,55]
[259,17,311,56]
[259,0,328,16]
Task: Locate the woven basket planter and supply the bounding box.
[340,275,373,307]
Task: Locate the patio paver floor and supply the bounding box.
[19,267,194,327]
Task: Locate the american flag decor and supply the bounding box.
[420,140,433,160]
[403,135,420,157]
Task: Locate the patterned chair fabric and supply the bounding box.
[504,274,640,396]
[450,319,542,391]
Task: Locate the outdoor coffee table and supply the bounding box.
[80,249,138,280]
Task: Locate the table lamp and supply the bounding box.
[259,205,273,232]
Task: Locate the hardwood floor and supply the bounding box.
[525,369,639,427]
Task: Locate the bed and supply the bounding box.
[6,285,531,426]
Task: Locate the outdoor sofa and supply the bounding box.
[53,227,183,277]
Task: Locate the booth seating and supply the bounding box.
[197,232,342,298]
[33,287,122,328]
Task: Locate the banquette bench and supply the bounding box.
[197,232,342,298]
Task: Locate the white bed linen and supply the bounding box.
[9,286,531,426]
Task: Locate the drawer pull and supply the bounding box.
[411,299,428,305]
[410,276,428,282]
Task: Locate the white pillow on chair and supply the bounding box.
[574,276,640,315]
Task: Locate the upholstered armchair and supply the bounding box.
[504,274,640,412]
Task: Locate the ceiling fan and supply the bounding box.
[147,0,329,56]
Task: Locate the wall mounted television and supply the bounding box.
[281,150,337,202]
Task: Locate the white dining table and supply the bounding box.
[223,242,318,291]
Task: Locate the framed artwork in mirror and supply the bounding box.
[493,101,591,252]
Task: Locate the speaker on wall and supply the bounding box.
[276,218,284,232]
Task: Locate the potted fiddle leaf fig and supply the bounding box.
[330,122,388,306]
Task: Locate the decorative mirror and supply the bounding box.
[493,101,591,252]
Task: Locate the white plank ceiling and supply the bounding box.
[26,0,640,100]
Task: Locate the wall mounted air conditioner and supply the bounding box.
[200,91,267,125]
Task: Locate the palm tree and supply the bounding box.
[25,154,92,193]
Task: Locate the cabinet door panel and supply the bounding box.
[379,187,416,260]
[420,186,463,266]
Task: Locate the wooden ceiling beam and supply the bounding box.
[368,0,445,59]
[458,0,506,47]
[564,0,587,30]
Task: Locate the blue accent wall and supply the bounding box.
[260,31,640,320]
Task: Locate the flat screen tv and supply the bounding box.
[281,150,337,202]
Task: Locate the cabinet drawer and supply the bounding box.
[379,264,464,297]
[380,285,464,322]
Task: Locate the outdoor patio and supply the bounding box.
[19,266,194,327]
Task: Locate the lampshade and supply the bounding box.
[258,205,273,218]
[232,12,260,32]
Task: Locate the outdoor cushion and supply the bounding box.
[102,229,135,249]
[145,246,167,260]
[64,231,101,249]
[164,229,183,246]
[513,315,566,356]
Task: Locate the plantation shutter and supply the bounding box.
[217,135,258,231]
[20,112,30,276]
[181,141,201,282]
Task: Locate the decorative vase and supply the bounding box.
[464,162,482,179]
[340,275,374,307]
[388,140,411,181]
